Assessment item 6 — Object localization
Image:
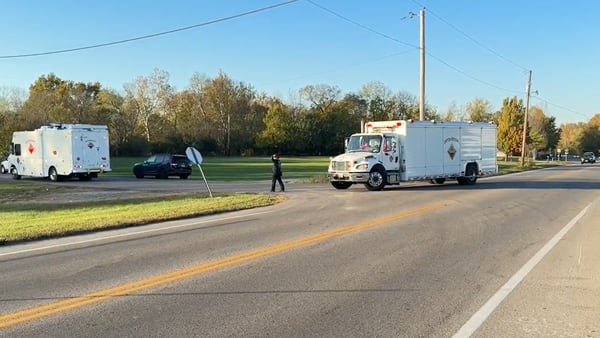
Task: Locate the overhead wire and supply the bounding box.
[305,0,418,49]
[411,0,591,120]
[305,0,521,96]
[534,96,591,121]
[410,0,529,72]
[0,0,299,59]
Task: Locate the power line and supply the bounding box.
[426,52,520,95]
[410,1,591,121]
[534,96,591,121]
[306,0,521,96]
[410,0,529,72]
[305,0,418,49]
[0,0,299,59]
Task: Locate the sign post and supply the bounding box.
[185,146,213,198]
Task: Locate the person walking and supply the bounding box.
[271,153,285,192]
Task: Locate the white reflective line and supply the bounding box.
[0,210,273,258]
[453,195,599,338]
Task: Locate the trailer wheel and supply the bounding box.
[49,167,60,182]
[331,181,352,190]
[365,166,386,191]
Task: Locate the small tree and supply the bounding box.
[496,96,525,160]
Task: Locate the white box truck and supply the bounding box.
[328,120,497,191]
[8,123,111,181]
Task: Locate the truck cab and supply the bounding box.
[329,132,401,191]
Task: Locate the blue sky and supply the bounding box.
[1,0,598,125]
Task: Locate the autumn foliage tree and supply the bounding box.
[496,96,525,158]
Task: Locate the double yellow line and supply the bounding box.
[0,200,452,329]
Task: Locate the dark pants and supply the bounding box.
[271,175,284,192]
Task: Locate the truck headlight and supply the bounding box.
[355,163,368,171]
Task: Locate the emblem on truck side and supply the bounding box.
[447,143,456,160]
[444,137,459,160]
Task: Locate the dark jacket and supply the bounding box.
[272,158,282,177]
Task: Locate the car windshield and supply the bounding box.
[346,134,382,153]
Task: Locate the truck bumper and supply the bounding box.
[328,171,369,183]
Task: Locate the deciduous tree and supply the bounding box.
[497,96,525,158]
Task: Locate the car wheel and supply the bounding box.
[134,168,144,179]
[0,165,6,174]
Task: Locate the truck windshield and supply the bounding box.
[346,134,382,153]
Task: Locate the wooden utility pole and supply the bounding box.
[419,8,425,121]
[520,70,532,166]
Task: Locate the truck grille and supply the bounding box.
[332,161,351,171]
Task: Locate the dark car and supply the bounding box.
[581,152,596,164]
[133,154,192,179]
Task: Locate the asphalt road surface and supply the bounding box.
[1,165,599,337]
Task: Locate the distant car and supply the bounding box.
[133,154,192,179]
[581,152,596,164]
[0,159,9,174]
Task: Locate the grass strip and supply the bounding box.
[0,194,285,244]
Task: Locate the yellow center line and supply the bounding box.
[0,200,453,329]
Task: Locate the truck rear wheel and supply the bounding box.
[458,164,477,185]
[331,181,352,190]
[365,167,386,191]
[430,178,446,184]
[49,167,61,182]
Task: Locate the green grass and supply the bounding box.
[0,193,285,244]
[108,156,331,181]
[110,156,561,181]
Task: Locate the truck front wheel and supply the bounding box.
[365,167,386,191]
[331,181,352,190]
[11,167,21,180]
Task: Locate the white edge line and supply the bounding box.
[453,196,599,338]
[0,210,273,258]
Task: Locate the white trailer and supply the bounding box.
[328,120,497,191]
[8,123,111,181]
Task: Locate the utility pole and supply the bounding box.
[520,70,532,166]
[419,8,425,121]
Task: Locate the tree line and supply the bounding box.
[1,69,599,159]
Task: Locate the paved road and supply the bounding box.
[1,165,599,337]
